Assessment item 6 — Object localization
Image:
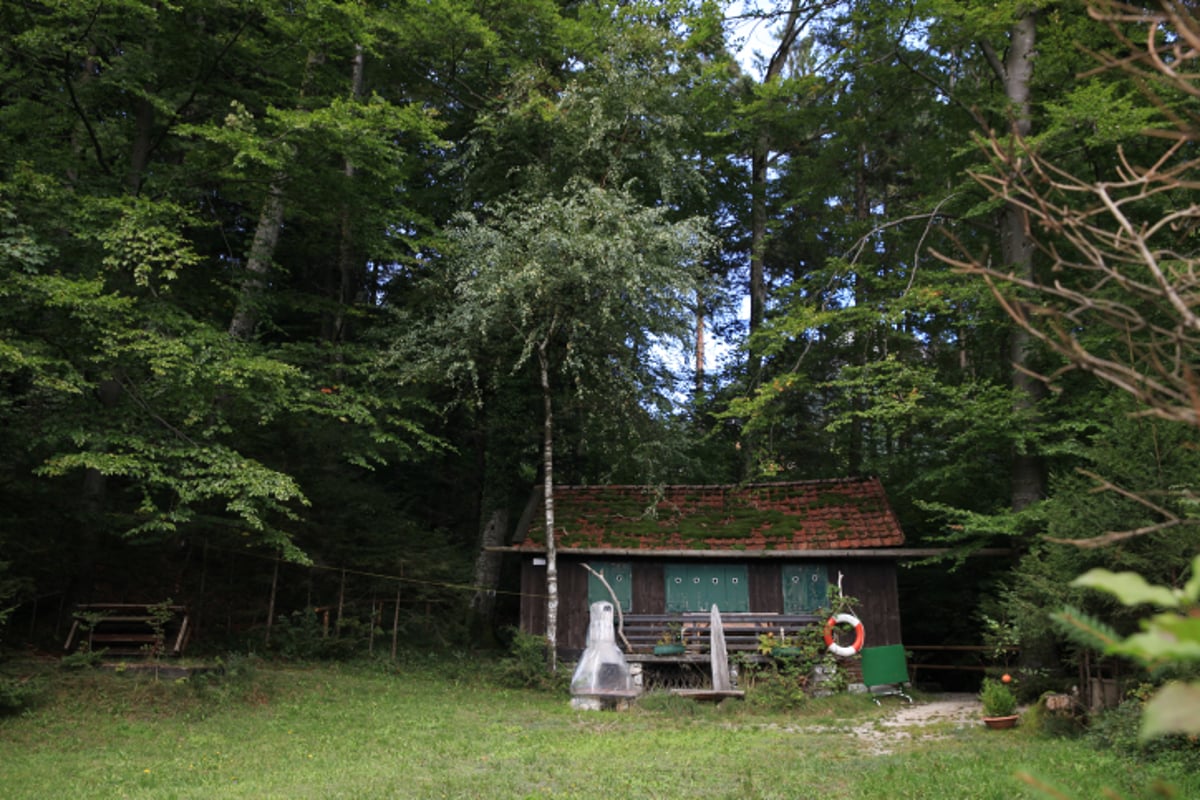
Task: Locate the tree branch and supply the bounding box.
[580,562,632,653]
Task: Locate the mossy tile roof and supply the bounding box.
[517,477,905,552]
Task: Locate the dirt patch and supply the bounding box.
[849,693,981,755]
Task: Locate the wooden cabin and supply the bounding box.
[512,478,907,660]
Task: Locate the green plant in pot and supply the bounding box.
[980,676,1019,728]
[653,623,686,655]
[758,630,805,658]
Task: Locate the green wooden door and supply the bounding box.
[664,564,748,612]
[587,561,631,612]
[782,564,829,614]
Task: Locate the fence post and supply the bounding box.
[265,558,279,647]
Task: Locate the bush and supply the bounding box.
[0,675,40,715]
[739,643,848,712]
[1086,692,1200,771]
[269,609,373,660]
[174,653,269,714]
[59,646,105,670]
[495,629,567,692]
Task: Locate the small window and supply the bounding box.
[587,562,632,612]
[782,564,829,614]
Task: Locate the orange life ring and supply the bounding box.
[823,612,865,657]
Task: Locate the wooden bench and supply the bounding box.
[619,613,821,660]
[64,603,191,657]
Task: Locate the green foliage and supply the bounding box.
[442,180,710,389]
[59,648,106,671]
[1054,555,1200,740]
[496,629,566,692]
[980,677,1018,717]
[0,675,40,716]
[1085,690,1200,773]
[744,598,855,710]
[742,661,811,712]
[269,609,376,661]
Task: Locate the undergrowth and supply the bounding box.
[1085,694,1200,773]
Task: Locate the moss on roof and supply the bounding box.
[524,479,905,551]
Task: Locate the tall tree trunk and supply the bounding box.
[1000,11,1045,512]
[468,508,507,645]
[694,294,706,395]
[128,95,154,195]
[229,50,322,340]
[747,0,805,378]
[73,378,122,605]
[228,181,285,339]
[749,141,769,357]
[331,43,365,345]
[537,338,558,672]
[847,141,872,476]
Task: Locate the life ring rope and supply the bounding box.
[823,612,865,657]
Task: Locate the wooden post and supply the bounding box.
[336,568,346,636]
[709,605,731,692]
[391,585,401,660]
[265,558,279,646]
[226,552,235,634]
[196,539,208,640]
[368,595,377,655]
[55,588,66,638]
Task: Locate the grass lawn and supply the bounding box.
[0,657,1195,800]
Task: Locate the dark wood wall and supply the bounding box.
[839,560,903,648]
[519,556,903,654]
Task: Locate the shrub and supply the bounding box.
[0,675,40,715]
[59,646,105,670]
[744,661,809,711]
[1086,690,1200,771]
[270,609,373,660]
[496,629,566,692]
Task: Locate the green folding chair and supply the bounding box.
[860,644,913,705]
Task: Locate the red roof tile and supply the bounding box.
[517,478,905,552]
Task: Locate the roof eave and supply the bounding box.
[490,546,1010,559]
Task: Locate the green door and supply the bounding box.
[782,564,829,614]
[664,564,748,612]
[587,561,631,612]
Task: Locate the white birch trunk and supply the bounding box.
[538,338,558,672]
[229,181,284,339]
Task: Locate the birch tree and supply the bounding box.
[443,183,711,666]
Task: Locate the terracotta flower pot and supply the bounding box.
[982,714,1019,729]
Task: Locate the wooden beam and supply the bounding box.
[489,547,1014,559]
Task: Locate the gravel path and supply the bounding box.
[849,692,981,755]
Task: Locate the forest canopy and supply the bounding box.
[1,0,1197,718]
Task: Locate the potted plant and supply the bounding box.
[756,629,806,658]
[653,623,686,656]
[980,675,1019,728]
